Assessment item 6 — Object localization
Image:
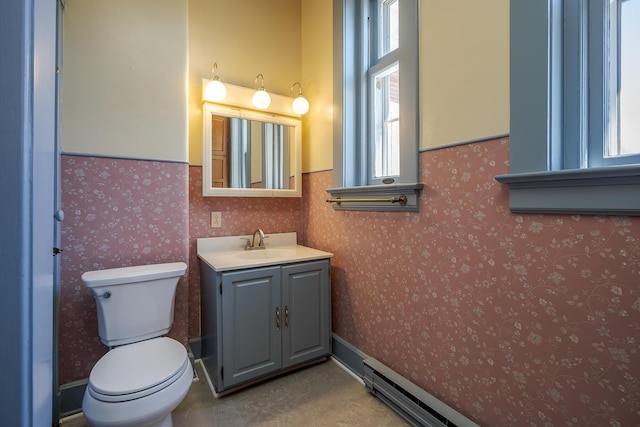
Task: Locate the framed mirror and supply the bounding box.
[202,103,301,197]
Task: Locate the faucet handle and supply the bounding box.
[240,237,252,250]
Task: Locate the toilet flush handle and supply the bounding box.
[98,291,112,299]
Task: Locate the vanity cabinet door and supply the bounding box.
[221,266,282,388]
[281,260,331,368]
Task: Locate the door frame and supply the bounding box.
[0,0,57,425]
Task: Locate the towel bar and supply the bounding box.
[325,195,407,206]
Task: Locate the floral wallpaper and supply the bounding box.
[302,137,640,427]
[187,166,303,338]
[59,155,190,384]
[58,139,640,427]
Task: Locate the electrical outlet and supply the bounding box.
[211,212,222,228]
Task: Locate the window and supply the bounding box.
[497,0,640,215]
[372,62,400,180]
[329,0,422,211]
[371,0,400,182]
[617,0,640,159]
[564,0,640,169]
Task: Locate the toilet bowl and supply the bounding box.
[81,262,191,427]
[82,338,192,427]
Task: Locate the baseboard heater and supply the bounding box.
[363,358,479,427]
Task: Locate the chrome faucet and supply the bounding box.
[243,228,266,250]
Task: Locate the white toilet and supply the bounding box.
[81,262,192,427]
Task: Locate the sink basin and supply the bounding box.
[198,233,333,271]
[233,248,297,260]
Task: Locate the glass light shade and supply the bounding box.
[292,95,310,115]
[252,89,271,109]
[205,79,227,102]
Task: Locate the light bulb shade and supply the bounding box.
[205,79,227,102]
[292,95,310,115]
[252,89,271,109]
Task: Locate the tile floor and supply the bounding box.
[60,358,410,426]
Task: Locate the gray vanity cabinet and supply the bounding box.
[200,258,331,393]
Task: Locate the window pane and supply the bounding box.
[372,63,399,178]
[378,0,399,58]
[618,0,640,156]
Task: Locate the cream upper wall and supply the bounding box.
[188,0,302,166]
[420,0,510,150]
[61,0,188,162]
[301,0,334,173]
[60,0,509,167]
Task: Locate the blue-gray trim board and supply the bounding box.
[189,336,202,360]
[331,334,368,377]
[59,380,87,418]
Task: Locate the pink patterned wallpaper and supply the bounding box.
[187,166,303,338]
[59,155,190,384]
[303,137,640,426]
[59,140,640,426]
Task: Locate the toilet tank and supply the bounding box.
[81,262,187,347]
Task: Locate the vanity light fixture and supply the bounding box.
[204,62,227,102]
[252,73,271,109]
[290,82,310,115]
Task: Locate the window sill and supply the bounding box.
[495,165,640,215]
[326,183,424,212]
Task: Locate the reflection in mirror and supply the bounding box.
[212,115,294,190]
[203,104,301,197]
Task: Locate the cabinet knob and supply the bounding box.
[275,307,281,331]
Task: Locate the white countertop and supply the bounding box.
[197,232,333,272]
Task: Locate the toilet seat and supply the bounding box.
[88,337,189,403]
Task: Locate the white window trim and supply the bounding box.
[329,0,422,212]
[496,0,640,216]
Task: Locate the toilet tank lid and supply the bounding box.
[81,262,187,288]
